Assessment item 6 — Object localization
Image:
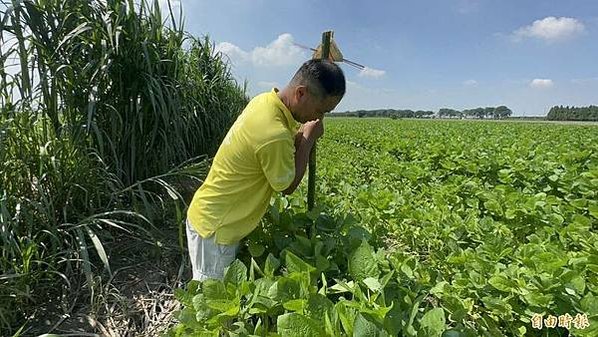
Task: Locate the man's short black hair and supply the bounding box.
[291,59,346,98]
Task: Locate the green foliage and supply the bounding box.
[0,0,247,333]
[169,218,441,336]
[348,240,380,281]
[172,118,598,336]
[547,105,598,121]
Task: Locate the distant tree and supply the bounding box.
[482,107,494,119]
[473,108,484,119]
[546,105,598,121]
[494,106,512,119]
[439,108,460,118]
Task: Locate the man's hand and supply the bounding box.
[302,119,324,141]
[283,120,323,195]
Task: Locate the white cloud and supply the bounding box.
[216,42,249,62]
[513,17,585,42]
[215,33,307,67]
[463,79,478,86]
[530,79,554,89]
[251,34,305,66]
[358,66,386,79]
[346,80,364,89]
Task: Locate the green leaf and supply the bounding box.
[363,277,382,292]
[430,281,448,295]
[401,263,414,279]
[177,307,205,330]
[581,293,598,315]
[253,277,275,297]
[572,214,592,226]
[283,299,307,312]
[567,275,586,295]
[505,208,517,220]
[86,227,111,275]
[192,295,215,321]
[248,242,265,257]
[285,250,316,275]
[481,296,513,319]
[362,305,393,323]
[329,280,356,294]
[277,313,326,337]
[316,254,330,271]
[268,277,301,303]
[206,299,239,316]
[202,279,228,300]
[336,301,358,336]
[353,312,390,337]
[571,198,587,208]
[488,275,512,292]
[441,295,468,322]
[348,240,380,281]
[264,253,280,276]
[419,308,446,337]
[347,226,372,243]
[315,213,337,232]
[305,293,334,320]
[523,292,553,307]
[174,288,193,306]
[384,302,402,336]
[484,199,502,215]
[223,259,247,286]
[548,213,564,226]
[324,311,338,336]
[290,235,313,257]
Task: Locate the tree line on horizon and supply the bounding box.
[333,105,598,121]
[546,105,598,121]
[332,106,513,119]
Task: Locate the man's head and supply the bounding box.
[285,59,346,123]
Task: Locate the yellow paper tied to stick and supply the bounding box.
[312,39,344,62]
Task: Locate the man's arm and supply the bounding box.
[282,120,323,195]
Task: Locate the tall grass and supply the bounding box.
[0,0,247,334]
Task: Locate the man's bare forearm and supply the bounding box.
[282,133,315,195]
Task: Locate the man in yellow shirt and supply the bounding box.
[186,59,346,280]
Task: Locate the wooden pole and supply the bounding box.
[307,31,332,211]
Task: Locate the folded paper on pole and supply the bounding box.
[312,39,343,62]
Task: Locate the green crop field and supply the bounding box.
[170,118,598,337]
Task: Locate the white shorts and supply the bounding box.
[186,219,239,281]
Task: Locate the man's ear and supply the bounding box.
[295,85,307,102]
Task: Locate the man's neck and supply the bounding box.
[277,87,298,121]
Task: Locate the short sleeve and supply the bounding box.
[255,138,295,192]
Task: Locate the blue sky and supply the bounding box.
[169,1,594,115]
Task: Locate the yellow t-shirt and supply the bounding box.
[187,89,299,244]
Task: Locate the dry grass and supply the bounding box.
[24,230,189,337]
